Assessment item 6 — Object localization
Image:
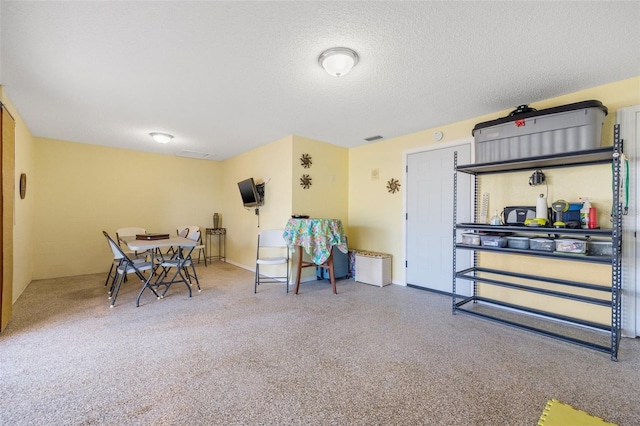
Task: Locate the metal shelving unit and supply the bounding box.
[452,126,623,360]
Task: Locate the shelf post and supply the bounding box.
[610,124,622,361]
[452,151,458,314]
[473,174,479,303]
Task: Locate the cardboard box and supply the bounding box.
[355,252,391,287]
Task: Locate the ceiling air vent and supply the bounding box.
[176,150,213,159]
[364,135,383,142]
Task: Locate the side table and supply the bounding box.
[205,228,226,262]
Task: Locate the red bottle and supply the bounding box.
[588,207,597,229]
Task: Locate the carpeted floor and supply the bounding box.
[1,261,638,425]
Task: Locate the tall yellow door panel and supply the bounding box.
[1,104,15,331]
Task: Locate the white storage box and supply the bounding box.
[461,233,480,246]
[530,238,555,252]
[355,251,391,287]
[555,238,587,254]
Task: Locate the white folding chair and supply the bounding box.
[104,253,146,289]
[165,226,190,256]
[116,227,149,256]
[153,241,200,295]
[254,229,290,293]
[175,225,207,266]
[182,230,202,290]
[105,228,148,289]
[103,231,156,307]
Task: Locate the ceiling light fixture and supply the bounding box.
[150,132,173,144]
[318,47,359,77]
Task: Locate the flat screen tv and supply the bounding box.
[237,178,262,207]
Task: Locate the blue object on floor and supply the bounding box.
[316,242,350,280]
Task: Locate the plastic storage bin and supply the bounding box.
[587,240,613,256]
[506,236,530,249]
[461,233,480,246]
[473,100,608,163]
[554,239,587,254]
[530,238,555,252]
[480,235,507,248]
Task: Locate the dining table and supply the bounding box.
[122,235,198,306]
[283,218,348,294]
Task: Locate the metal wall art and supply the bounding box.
[300,174,312,189]
[387,178,400,194]
[300,153,312,168]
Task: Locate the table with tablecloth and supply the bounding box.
[283,218,347,294]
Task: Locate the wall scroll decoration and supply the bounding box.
[387,178,400,194]
[300,174,312,189]
[300,153,312,168]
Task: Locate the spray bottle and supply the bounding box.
[580,198,591,229]
[490,210,502,226]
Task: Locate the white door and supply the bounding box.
[406,142,472,294]
[617,105,639,337]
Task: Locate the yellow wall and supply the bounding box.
[220,134,348,284]
[291,135,349,281]
[348,76,640,286]
[477,254,612,323]
[4,76,639,307]
[33,138,223,279]
[0,90,36,302]
[348,139,409,257]
[221,136,293,271]
[476,161,614,322]
[291,135,349,226]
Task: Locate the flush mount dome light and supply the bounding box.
[150,132,173,144]
[318,47,359,77]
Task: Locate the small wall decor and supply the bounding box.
[387,178,400,194]
[19,173,27,199]
[300,174,312,189]
[300,153,312,168]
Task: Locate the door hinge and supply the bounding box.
[405,260,408,268]
[406,213,408,220]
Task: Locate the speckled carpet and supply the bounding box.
[1,261,637,425]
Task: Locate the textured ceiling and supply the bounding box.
[1,1,639,160]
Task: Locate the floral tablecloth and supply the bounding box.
[283,218,347,265]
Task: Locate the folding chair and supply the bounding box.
[174,226,207,265]
[186,227,207,266]
[254,229,290,293]
[103,231,156,307]
[165,226,189,257]
[152,243,199,297]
